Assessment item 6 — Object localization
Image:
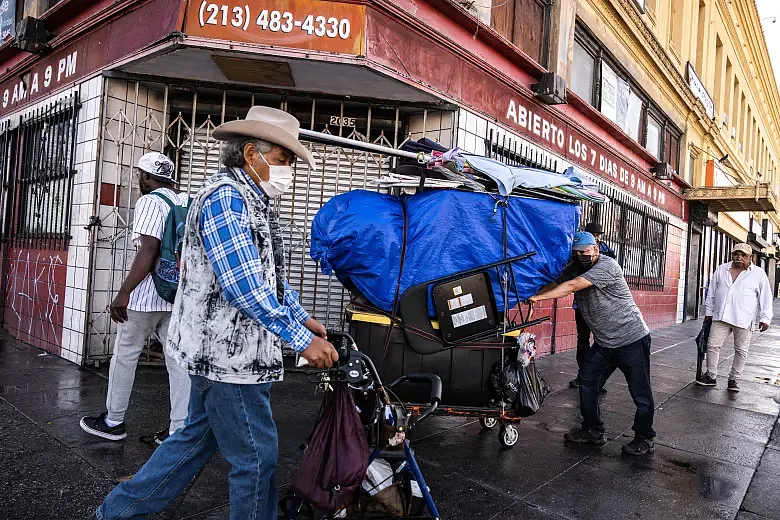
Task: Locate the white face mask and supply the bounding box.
[252,153,294,198]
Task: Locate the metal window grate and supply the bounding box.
[0,121,19,243]
[581,180,669,291]
[485,128,559,171]
[14,94,79,250]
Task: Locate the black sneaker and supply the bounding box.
[696,374,717,386]
[728,380,740,392]
[80,412,127,441]
[140,428,169,446]
[622,437,655,455]
[569,378,580,388]
[599,386,608,394]
[564,428,606,446]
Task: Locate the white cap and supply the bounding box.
[138,152,177,184]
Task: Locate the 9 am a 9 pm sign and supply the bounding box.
[183,0,366,56]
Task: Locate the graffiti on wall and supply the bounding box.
[3,248,66,354]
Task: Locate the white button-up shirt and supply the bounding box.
[704,262,773,329]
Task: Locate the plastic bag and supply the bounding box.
[514,360,551,417]
[517,333,536,367]
[490,352,523,404]
[490,351,549,417]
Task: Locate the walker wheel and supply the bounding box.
[499,425,519,447]
[480,417,498,429]
[278,491,315,520]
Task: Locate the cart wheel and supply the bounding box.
[480,417,498,429]
[499,425,519,447]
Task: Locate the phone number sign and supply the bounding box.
[184,0,365,55]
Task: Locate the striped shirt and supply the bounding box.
[128,187,190,313]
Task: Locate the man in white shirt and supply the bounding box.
[80,152,192,444]
[697,243,773,392]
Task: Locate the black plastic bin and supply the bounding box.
[346,307,505,407]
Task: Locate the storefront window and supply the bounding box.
[572,40,596,106]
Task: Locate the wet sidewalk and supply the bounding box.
[2,305,780,520]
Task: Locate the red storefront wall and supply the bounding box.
[527,225,684,356]
[2,246,67,355]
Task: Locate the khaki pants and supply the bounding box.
[106,310,191,433]
[705,320,753,382]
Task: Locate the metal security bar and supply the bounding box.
[14,94,79,250]
[581,180,669,291]
[486,128,559,171]
[0,120,19,243]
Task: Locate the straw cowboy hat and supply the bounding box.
[213,106,316,168]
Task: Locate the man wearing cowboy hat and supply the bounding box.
[94,107,338,520]
[80,152,192,446]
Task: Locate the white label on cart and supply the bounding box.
[447,293,474,311]
[451,305,487,328]
[453,286,463,296]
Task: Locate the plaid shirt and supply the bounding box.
[199,176,313,352]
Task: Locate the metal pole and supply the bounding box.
[298,129,427,163]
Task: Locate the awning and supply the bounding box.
[683,183,779,212]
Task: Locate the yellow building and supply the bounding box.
[570,0,780,316]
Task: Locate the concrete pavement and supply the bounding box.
[2,303,780,519]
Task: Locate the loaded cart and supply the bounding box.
[300,130,605,448]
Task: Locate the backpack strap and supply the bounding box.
[151,191,175,209]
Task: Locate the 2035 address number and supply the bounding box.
[198,1,352,40]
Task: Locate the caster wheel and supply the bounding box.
[499,425,519,447]
[480,417,498,429]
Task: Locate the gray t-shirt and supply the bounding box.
[574,256,649,348]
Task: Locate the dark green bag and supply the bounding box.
[151,192,192,304]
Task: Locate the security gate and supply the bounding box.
[87,78,453,363]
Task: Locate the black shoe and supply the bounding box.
[140,428,169,446]
[621,437,655,455]
[599,386,608,394]
[564,428,606,446]
[80,412,127,441]
[695,374,717,386]
[569,378,580,388]
[728,380,740,392]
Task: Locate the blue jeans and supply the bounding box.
[97,375,278,520]
[579,335,655,439]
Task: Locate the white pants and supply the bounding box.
[106,310,191,433]
[705,320,753,381]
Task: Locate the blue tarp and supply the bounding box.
[310,190,580,314]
